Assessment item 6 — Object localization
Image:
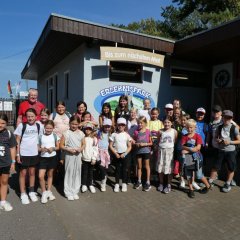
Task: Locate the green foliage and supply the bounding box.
[112,0,240,39]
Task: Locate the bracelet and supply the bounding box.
[16,154,20,157]
[12,160,16,163]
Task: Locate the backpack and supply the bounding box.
[52,111,71,120]
[38,133,58,147]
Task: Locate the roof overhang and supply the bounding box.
[21,14,175,80]
[174,17,240,65]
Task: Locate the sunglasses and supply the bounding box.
[103,125,111,128]
[197,112,205,116]
[118,124,126,126]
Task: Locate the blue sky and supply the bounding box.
[0,0,172,98]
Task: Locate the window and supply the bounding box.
[64,72,69,99]
[171,68,209,88]
[109,62,142,83]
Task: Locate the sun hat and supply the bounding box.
[103,118,112,126]
[117,118,126,125]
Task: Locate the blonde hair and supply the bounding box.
[186,118,196,127]
[138,116,147,124]
[130,107,137,113]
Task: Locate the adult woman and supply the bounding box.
[74,101,95,122]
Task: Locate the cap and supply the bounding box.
[223,110,233,117]
[212,105,222,112]
[165,103,173,109]
[196,107,206,114]
[84,123,93,129]
[103,118,112,126]
[117,117,126,125]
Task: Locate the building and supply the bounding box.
[21,13,240,120]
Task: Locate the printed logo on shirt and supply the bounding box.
[0,146,5,156]
[161,136,173,143]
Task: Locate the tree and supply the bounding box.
[112,0,240,39]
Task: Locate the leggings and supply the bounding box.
[115,154,129,184]
[82,161,94,186]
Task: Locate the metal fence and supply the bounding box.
[0,98,21,127]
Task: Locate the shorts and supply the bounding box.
[136,153,150,160]
[0,165,11,175]
[215,150,236,172]
[39,156,58,170]
[18,155,39,169]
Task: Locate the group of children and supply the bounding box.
[0,96,239,211]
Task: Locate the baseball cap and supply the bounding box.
[84,123,93,129]
[223,110,233,118]
[212,105,222,112]
[117,118,126,125]
[103,118,112,126]
[165,103,173,109]
[196,107,206,114]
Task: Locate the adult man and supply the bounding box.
[138,98,151,121]
[17,89,45,125]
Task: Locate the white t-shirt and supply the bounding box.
[138,109,150,121]
[159,128,176,149]
[39,133,59,157]
[14,123,43,156]
[109,132,131,153]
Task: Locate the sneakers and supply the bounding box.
[157,184,164,192]
[143,183,151,192]
[41,191,48,204]
[47,191,56,201]
[114,184,120,193]
[82,185,88,193]
[89,185,96,193]
[188,190,195,198]
[121,183,127,192]
[163,184,171,194]
[73,194,79,200]
[29,192,38,202]
[199,187,210,194]
[192,181,201,190]
[222,183,231,193]
[180,180,186,188]
[20,193,30,205]
[101,183,106,192]
[231,179,237,186]
[0,201,13,211]
[67,196,74,201]
[134,181,142,189]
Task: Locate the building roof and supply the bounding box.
[174,16,240,64]
[21,13,175,80]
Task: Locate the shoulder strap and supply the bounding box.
[53,133,58,146]
[217,124,224,139]
[21,123,27,138]
[7,130,11,139]
[52,112,57,120]
[203,122,208,135]
[39,135,42,146]
[36,123,40,135]
[65,111,71,119]
[230,124,236,141]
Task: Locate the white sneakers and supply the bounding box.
[41,191,56,204]
[29,192,38,202]
[0,201,13,212]
[101,177,107,192]
[21,193,30,205]
[180,180,186,188]
[82,185,96,193]
[114,183,127,192]
[192,181,201,190]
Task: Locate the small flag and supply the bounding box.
[7,80,12,95]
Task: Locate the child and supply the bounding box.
[128,108,138,136]
[14,108,43,204]
[38,108,50,128]
[114,95,130,127]
[38,120,60,203]
[181,119,211,198]
[79,111,98,130]
[97,119,112,192]
[60,116,85,200]
[147,108,163,173]
[157,117,177,193]
[138,98,151,120]
[109,118,132,192]
[99,102,114,129]
[81,123,98,193]
[0,114,17,211]
[133,116,152,191]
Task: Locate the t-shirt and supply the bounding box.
[39,133,59,158]
[138,109,150,121]
[0,129,17,167]
[196,121,208,146]
[134,129,151,154]
[217,123,239,152]
[147,120,164,139]
[49,113,70,138]
[209,118,223,148]
[109,132,131,153]
[181,133,202,148]
[128,121,138,137]
[18,101,45,123]
[98,131,109,150]
[14,123,43,156]
[159,128,176,149]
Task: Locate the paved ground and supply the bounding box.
[1,168,240,240]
